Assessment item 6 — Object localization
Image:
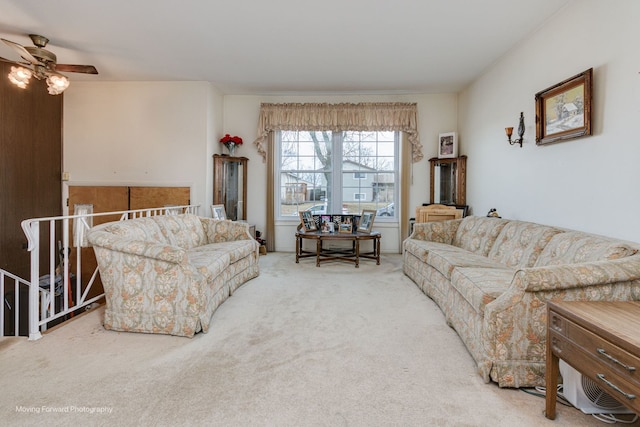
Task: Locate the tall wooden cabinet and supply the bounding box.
[429,155,467,206]
[213,155,248,221]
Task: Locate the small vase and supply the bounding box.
[227,143,236,156]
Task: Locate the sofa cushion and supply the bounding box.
[186,248,230,282]
[450,267,515,315]
[403,240,452,263]
[190,240,256,265]
[534,231,638,267]
[452,216,510,256]
[97,217,167,244]
[203,219,253,243]
[410,220,461,245]
[427,245,506,280]
[154,214,207,249]
[488,221,563,268]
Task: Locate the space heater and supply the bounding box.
[560,360,633,414]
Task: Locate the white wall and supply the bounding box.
[459,0,640,242]
[63,83,457,252]
[223,93,458,252]
[63,81,224,214]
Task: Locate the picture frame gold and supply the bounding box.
[357,210,376,233]
[338,222,352,234]
[535,68,592,145]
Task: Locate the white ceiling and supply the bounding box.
[0,0,570,95]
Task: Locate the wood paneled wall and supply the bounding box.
[0,61,63,280]
[67,185,190,299]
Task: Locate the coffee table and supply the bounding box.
[295,229,381,267]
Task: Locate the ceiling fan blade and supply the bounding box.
[1,38,39,64]
[55,64,98,74]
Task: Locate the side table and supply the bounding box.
[545,301,640,419]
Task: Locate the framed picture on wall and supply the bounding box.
[438,132,458,158]
[535,68,592,145]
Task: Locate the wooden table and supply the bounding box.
[545,301,640,419]
[295,229,381,267]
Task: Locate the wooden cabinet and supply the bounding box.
[429,155,466,206]
[213,155,248,221]
[546,301,640,419]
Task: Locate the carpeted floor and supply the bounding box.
[1,252,638,426]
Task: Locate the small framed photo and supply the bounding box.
[299,211,317,232]
[339,217,353,234]
[320,215,334,233]
[339,223,352,233]
[211,204,227,220]
[438,132,458,158]
[357,210,376,233]
[535,68,592,145]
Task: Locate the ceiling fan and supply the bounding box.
[1,34,98,94]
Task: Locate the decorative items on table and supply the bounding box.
[220,134,243,156]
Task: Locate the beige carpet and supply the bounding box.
[1,252,637,426]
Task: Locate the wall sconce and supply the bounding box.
[505,112,525,147]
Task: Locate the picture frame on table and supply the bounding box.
[357,210,376,233]
[320,215,334,233]
[438,132,457,159]
[338,216,353,234]
[211,204,227,220]
[299,211,318,232]
[535,68,592,145]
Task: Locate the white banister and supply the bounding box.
[0,205,199,340]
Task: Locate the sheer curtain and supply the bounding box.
[255,102,422,252]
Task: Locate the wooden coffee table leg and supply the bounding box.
[295,235,300,263]
[355,238,360,268]
[316,238,321,267]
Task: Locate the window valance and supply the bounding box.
[252,102,422,162]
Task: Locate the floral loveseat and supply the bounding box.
[403,216,640,387]
[88,214,259,337]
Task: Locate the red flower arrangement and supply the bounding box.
[220,134,243,155]
[220,134,243,145]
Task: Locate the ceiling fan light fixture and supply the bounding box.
[8,66,32,89]
[46,73,69,95]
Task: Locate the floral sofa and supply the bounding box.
[88,214,259,337]
[403,216,640,388]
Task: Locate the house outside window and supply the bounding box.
[277,130,398,220]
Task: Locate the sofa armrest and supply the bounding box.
[480,256,640,386]
[514,256,640,292]
[408,219,462,244]
[88,230,187,264]
[200,218,254,243]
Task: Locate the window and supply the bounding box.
[277,130,398,219]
